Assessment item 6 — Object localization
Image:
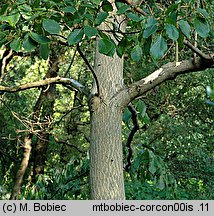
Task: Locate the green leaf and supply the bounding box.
[149,158,156,175]
[194,17,210,38]
[10,38,22,52]
[158,176,165,190]
[42,19,61,34]
[197,8,209,18]
[91,0,101,5]
[150,36,167,59]
[61,6,76,13]
[117,5,130,15]
[136,100,146,117]
[131,45,142,62]
[84,26,98,38]
[116,38,128,58]
[39,44,50,60]
[143,17,158,38]
[101,1,113,12]
[123,107,132,123]
[30,32,50,44]
[126,12,142,22]
[95,12,108,25]
[67,29,84,45]
[178,20,191,38]
[164,24,179,41]
[98,38,116,57]
[23,34,37,51]
[0,11,20,27]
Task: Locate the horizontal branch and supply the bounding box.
[0,77,89,95]
[119,56,214,107]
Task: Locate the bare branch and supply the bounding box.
[54,137,85,154]
[0,77,89,95]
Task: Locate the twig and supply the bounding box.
[76,44,100,96]
[64,49,77,77]
[54,137,85,154]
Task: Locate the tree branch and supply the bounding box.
[76,44,100,96]
[0,77,89,95]
[183,39,212,60]
[119,56,214,107]
[124,103,139,171]
[123,0,147,16]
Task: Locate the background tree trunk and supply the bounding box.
[10,134,32,200]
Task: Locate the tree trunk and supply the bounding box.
[32,49,59,181]
[90,40,125,199]
[10,134,32,200]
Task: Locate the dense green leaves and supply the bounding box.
[150,36,167,59]
[42,19,61,34]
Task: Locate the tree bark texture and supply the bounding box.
[90,41,125,199]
